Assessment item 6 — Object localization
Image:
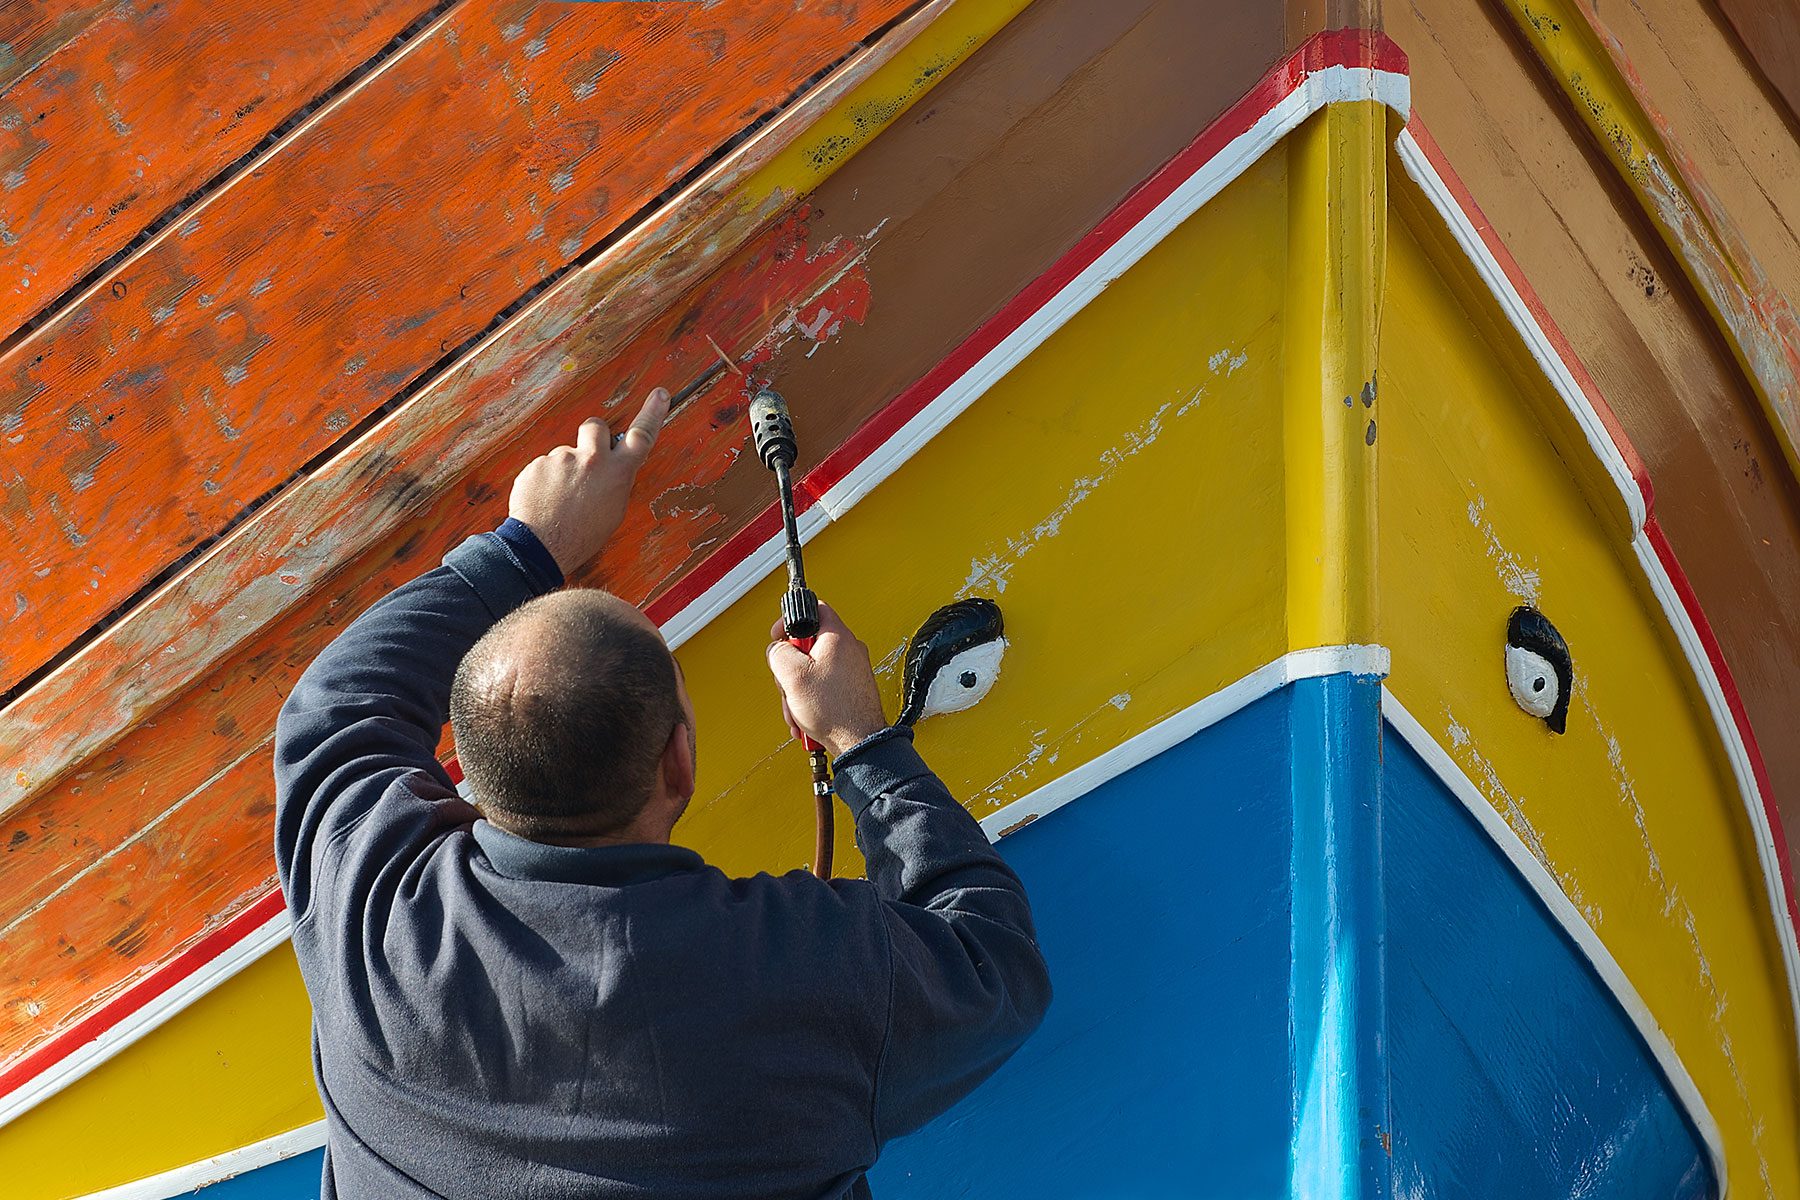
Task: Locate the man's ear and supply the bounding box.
[661,721,696,801]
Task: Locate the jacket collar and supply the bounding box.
[472,819,705,886]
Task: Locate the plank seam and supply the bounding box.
[0,10,904,716]
[0,0,465,360]
[0,31,1416,1123]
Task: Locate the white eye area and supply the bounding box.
[1505,644,1560,719]
[920,640,1006,721]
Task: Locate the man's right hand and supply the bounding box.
[765,603,890,758]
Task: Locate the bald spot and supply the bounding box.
[451,588,682,838]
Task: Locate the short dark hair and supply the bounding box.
[450,590,681,838]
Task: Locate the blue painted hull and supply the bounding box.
[203,674,1713,1198]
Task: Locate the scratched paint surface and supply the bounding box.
[1382,729,1714,1198]
[0,0,1274,1101]
[0,0,911,699]
[1,948,317,1200]
[0,0,1032,827]
[674,154,1291,877]
[0,203,878,1063]
[0,0,439,335]
[1378,205,1800,1196]
[0,0,1198,1093]
[0,146,1295,1186]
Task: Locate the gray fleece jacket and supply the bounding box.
[272,527,1050,1199]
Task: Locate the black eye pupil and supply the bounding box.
[959,671,978,688]
[1533,677,1545,692]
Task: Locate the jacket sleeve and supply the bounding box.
[833,725,1053,1141]
[272,530,559,925]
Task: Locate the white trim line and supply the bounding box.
[662,507,829,650]
[81,1120,326,1199]
[1632,532,1800,1037]
[659,67,1410,646]
[1380,690,1729,1194]
[0,907,291,1131]
[979,645,1391,840]
[1392,127,1647,533]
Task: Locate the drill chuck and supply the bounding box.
[782,586,820,641]
[750,388,798,471]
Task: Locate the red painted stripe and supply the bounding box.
[0,886,286,1097]
[0,27,1412,1109]
[1645,518,1800,936]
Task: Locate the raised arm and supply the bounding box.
[273,390,668,922]
[766,606,1052,1141]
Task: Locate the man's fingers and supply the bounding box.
[814,601,852,638]
[617,388,670,461]
[766,638,811,679]
[576,417,608,456]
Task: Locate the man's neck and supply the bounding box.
[487,806,676,849]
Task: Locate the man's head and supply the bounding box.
[450,589,695,844]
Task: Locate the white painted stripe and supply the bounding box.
[979,645,1392,840]
[1392,127,1647,534]
[662,68,1410,647]
[1633,532,1800,1045]
[81,1120,326,1199]
[1380,690,1729,1192]
[662,506,829,651]
[0,907,291,1131]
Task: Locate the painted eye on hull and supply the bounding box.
[1504,606,1573,735]
[899,598,1006,726]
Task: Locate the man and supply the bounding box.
[273,387,1051,1198]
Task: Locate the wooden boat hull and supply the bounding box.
[4,1,1800,1195]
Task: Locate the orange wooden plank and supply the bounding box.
[0,0,910,701]
[0,203,872,1063]
[0,2,114,92]
[0,0,441,339]
[0,0,960,819]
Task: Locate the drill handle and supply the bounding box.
[786,632,824,754]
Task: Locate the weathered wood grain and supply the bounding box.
[0,0,442,340]
[0,203,873,1059]
[0,0,1283,1070]
[0,2,115,93]
[0,0,982,818]
[1491,0,1800,485]
[0,0,911,701]
[1712,0,1800,128]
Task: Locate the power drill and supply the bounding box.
[749,387,835,879]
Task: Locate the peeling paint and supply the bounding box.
[962,397,1194,595]
[1466,493,1542,602]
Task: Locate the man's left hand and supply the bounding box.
[508,388,670,575]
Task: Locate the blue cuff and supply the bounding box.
[493,518,565,590]
[831,725,934,819]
